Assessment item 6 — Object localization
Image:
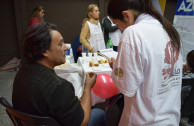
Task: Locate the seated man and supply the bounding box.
[12,22,106,126]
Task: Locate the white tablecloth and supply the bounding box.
[77,56,112,106]
[54,56,113,106]
[54,64,84,98]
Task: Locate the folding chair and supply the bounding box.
[0,97,61,126]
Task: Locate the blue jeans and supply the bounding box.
[88,108,106,126]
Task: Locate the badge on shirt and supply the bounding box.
[114,68,124,77]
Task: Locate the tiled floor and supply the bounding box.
[0,71,16,126]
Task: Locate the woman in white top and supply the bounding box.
[108,0,182,125]
[80,4,105,53]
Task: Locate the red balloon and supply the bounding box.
[92,74,119,98]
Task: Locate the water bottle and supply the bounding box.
[65,44,71,55]
[106,37,113,49]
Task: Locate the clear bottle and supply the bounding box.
[106,37,113,49]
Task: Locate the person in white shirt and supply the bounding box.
[108,0,182,125]
[102,16,122,52]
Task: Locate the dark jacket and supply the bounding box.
[102,17,118,44]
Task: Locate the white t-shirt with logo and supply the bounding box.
[111,14,182,126]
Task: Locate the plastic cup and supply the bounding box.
[88,53,92,57]
[94,52,98,58]
[82,52,86,57]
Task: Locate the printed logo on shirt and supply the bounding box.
[114,68,124,77]
[162,42,179,80]
[158,41,181,94]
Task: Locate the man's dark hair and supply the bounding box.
[24,22,58,63]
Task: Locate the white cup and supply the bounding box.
[88,53,92,57]
[93,52,98,61]
[94,52,98,58]
[82,52,86,58]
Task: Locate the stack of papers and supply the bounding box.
[99,48,118,59]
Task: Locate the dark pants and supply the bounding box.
[88,108,106,126]
[113,46,118,52]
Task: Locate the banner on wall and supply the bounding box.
[173,0,194,62]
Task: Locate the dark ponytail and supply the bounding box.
[108,0,181,52]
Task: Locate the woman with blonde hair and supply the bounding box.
[28,6,45,27]
[80,4,105,53]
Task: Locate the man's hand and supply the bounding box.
[84,72,97,90]
[109,58,116,69]
[80,72,97,126]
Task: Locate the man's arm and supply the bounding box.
[80,72,97,126]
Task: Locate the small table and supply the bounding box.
[55,63,84,98]
[77,56,113,106]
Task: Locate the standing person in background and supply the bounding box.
[102,0,161,52]
[28,5,45,27]
[102,16,122,52]
[80,4,106,53]
[108,0,182,125]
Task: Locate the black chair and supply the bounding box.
[0,97,61,126]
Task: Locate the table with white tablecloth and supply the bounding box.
[54,63,84,98]
[54,56,113,106]
[77,56,113,106]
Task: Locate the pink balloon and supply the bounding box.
[92,74,119,98]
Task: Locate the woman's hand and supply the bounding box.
[90,48,96,53]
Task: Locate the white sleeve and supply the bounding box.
[111,32,143,97]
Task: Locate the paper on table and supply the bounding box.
[91,63,110,71]
[99,48,118,59]
[92,67,102,71]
